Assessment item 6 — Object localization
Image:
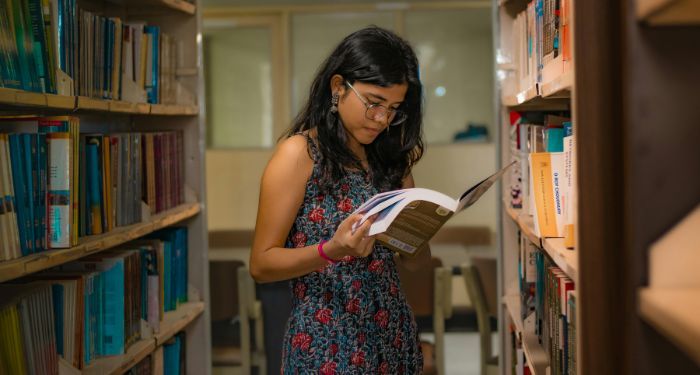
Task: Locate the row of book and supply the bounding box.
[504,0,572,95]
[516,232,576,375]
[508,111,576,247]
[0,116,185,261]
[0,0,181,105]
[0,227,188,372]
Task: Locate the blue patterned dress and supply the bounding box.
[281,134,423,375]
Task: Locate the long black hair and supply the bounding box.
[285,26,424,192]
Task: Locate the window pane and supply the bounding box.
[204,24,273,148]
[405,8,494,144]
[291,12,395,115]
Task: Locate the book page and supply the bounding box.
[456,161,516,212]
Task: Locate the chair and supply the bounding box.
[209,260,266,375]
[397,256,453,375]
[461,257,499,375]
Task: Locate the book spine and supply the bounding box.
[27,0,51,93]
[86,140,101,235]
[8,134,31,255]
[46,132,71,248]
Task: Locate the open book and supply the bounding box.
[352,161,516,256]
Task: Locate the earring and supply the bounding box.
[330,93,339,113]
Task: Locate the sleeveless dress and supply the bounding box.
[281,135,423,374]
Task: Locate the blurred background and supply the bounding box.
[202,1,499,374]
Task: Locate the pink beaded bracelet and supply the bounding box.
[317,240,338,264]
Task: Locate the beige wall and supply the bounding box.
[206,142,497,232]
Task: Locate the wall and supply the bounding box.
[206,142,497,232]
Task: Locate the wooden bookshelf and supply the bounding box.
[83,337,156,375]
[636,0,700,25]
[0,0,209,371]
[155,302,206,346]
[540,70,573,98]
[0,203,201,283]
[542,238,578,281]
[521,324,550,375]
[503,294,525,334]
[503,294,550,375]
[502,203,578,281]
[0,89,198,115]
[638,288,700,366]
[82,302,204,375]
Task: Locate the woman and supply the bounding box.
[250,26,430,374]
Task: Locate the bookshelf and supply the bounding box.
[0,0,210,372]
[636,0,700,24]
[496,0,700,373]
[0,203,200,283]
[496,0,578,374]
[0,88,199,115]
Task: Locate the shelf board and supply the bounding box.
[521,324,550,375]
[636,0,700,25]
[503,294,525,334]
[503,294,549,375]
[639,288,700,366]
[540,70,573,98]
[156,301,205,346]
[150,103,199,116]
[0,89,198,115]
[503,203,578,280]
[83,302,204,375]
[504,202,520,223]
[502,86,571,110]
[83,336,155,375]
[158,0,196,14]
[542,238,578,281]
[0,202,201,283]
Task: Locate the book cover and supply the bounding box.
[353,161,515,256]
[530,152,565,238]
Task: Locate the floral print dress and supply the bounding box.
[281,135,423,374]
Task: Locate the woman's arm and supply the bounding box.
[396,173,432,271]
[249,135,376,283]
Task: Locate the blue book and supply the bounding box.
[22,134,36,253]
[37,134,47,250]
[164,241,172,311]
[563,121,573,137]
[545,127,564,152]
[144,26,159,104]
[9,134,30,255]
[51,284,65,356]
[102,257,126,355]
[0,0,22,89]
[164,336,182,375]
[86,142,101,235]
[27,0,52,93]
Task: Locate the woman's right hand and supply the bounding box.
[324,213,377,260]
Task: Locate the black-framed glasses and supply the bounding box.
[346,81,408,126]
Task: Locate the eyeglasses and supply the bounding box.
[345,81,408,126]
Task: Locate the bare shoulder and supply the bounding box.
[264,133,314,183]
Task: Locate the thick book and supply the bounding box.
[353,161,515,256]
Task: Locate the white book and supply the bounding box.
[352,162,515,256]
[47,133,72,248]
